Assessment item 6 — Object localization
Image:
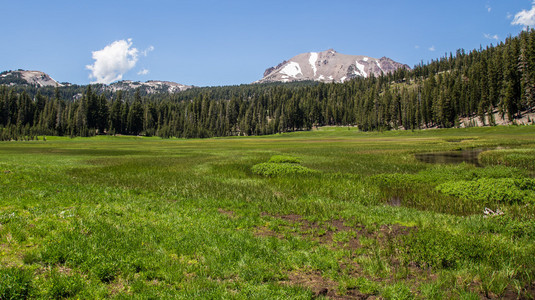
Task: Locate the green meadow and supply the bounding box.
[1,126,535,299]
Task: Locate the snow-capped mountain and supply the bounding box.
[0,70,64,87]
[108,80,192,94]
[256,49,410,84]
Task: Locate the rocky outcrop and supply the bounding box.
[0,70,63,87]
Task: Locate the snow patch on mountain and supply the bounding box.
[280,62,302,78]
[375,60,383,71]
[356,61,367,77]
[309,52,318,76]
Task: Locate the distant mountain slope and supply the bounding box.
[0,70,193,94]
[256,49,410,83]
[0,70,63,87]
[108,80,192,94]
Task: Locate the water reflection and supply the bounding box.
[415,149,484,166]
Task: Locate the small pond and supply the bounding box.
[414,149,486,166]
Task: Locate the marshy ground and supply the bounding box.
[1,126,534,299]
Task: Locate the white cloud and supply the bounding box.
[86,39,140,84]
[429,46,436,51]
[138,68,149,75]
[484,33,499,40]
[142,45,154,56]
[486,4,492,12]
[507,12,513,20]
[414,45,420,49]
[512,2,535,27]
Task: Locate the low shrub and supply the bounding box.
[252,155,317,177]
[268,155,302,164]
[436,178,535,204]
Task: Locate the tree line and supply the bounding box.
[1,30,535,140]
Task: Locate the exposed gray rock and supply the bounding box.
[255,49,410,84]
[0,70,63,87]
[107,80,192,94]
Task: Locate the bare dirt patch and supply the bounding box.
[257,213,413,251]
[259,213,424,299]
[217,208,236,218]
[254,226,284,238]
[108,278,131,296]
[282,270,373,299]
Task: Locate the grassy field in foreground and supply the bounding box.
[1,126,535,299]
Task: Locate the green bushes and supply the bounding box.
[268,155,302,164]
[436,178,535,204]
[252,155,317,177]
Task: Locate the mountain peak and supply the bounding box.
[0,70,63,87]
[256,50,410,84]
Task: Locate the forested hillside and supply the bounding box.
[1,30,535,140]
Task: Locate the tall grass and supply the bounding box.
[0,125,534,298]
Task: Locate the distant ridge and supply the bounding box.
[108,80,192,94]
[0,70,193,94]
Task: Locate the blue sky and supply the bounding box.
[1,0,534,86]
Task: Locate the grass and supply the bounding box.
[0,125,534,298]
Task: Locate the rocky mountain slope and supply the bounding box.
[256,49,410,84]
[108,80,192,94]
[0,70,192,94]
[0,70,64,87]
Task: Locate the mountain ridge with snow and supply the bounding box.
[0,70,193,94]
[108,80,192,94]
[256,49,410,84]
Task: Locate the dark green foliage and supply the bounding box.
[0,267,33,299]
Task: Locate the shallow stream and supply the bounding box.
[414,149,486,166]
